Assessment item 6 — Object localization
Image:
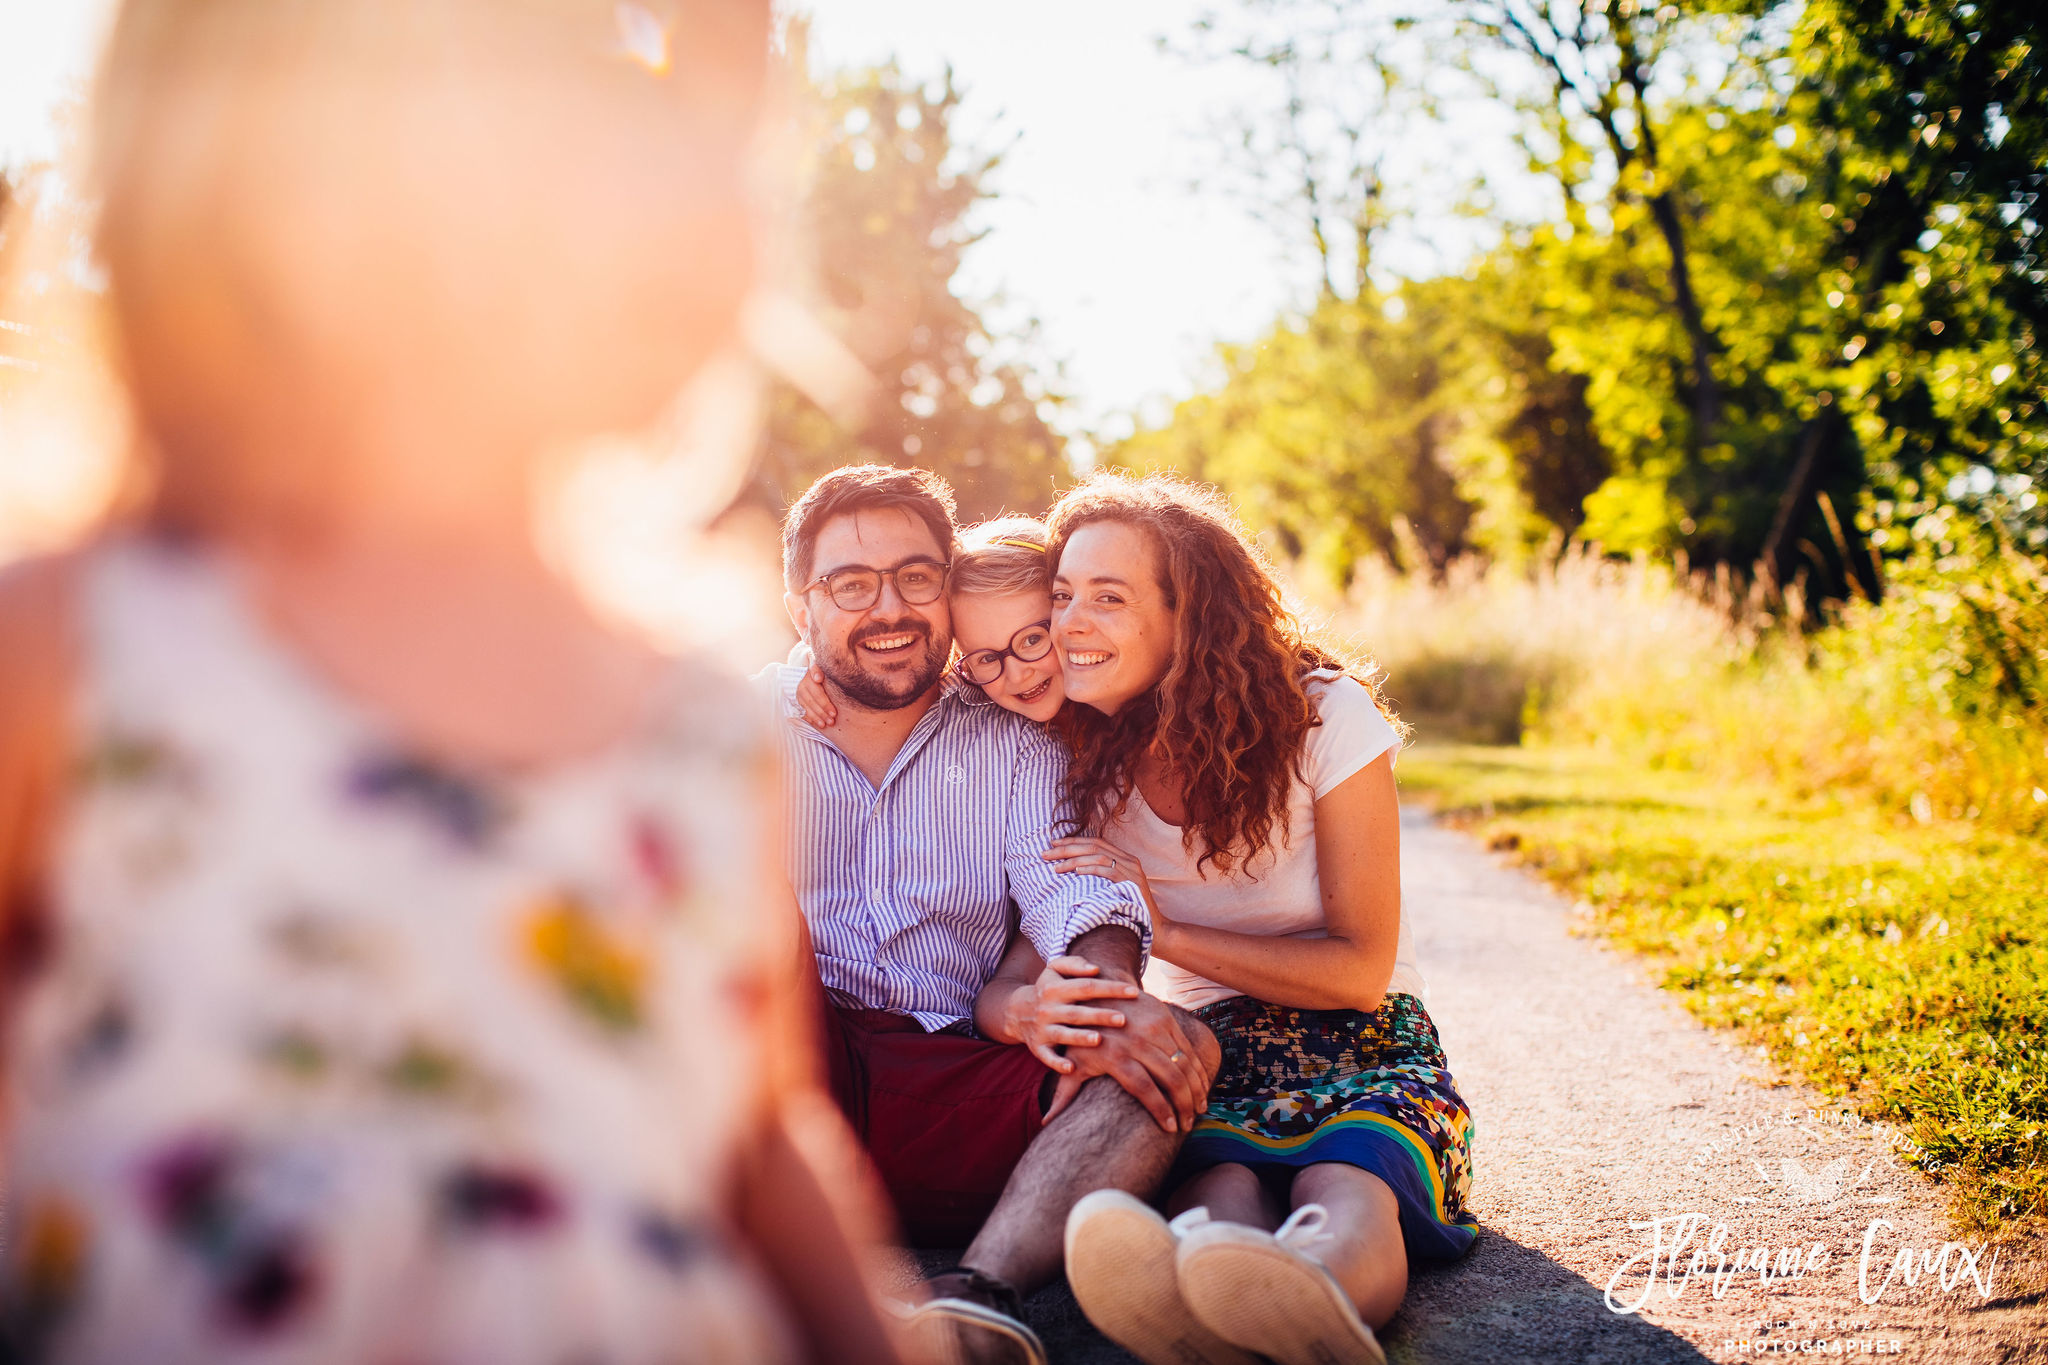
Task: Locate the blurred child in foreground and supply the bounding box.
[0,2,903,1361]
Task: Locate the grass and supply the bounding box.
[1397,741,2048,1234]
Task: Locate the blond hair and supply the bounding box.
[951,516,1051,598]
[83,0,771,539]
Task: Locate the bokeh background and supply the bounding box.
[3,0,2042,1232]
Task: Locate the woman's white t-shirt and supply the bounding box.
[1109,670,1424,1011]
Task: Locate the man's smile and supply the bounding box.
[859,631,922,656]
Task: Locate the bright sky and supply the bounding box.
[798,2,1541,442]
[0,0,1313,439]
[801,0,1313,440]
[0,1,1521,441]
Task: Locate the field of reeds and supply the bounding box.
[1337,545,2048,841]
[1326,549,2048,1230]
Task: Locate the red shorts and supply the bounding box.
[820,1005,1049,1246]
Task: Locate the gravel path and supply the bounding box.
[927,810,2046,1363]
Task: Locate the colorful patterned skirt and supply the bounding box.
[1177,993,1479,1263]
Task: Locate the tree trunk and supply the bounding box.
[1759,409,1844,598]
[1645,189,1722,449]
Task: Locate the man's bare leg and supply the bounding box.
[958,1011,1220,1297]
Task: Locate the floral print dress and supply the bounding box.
[2,537,798,1365]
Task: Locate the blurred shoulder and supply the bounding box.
[649,650,780,768]
[0,548,83,628]
[0,550,85,914]
[0,550,85,727]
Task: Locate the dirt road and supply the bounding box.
[989,810,2047,1363]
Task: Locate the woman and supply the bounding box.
[1039,474,1477,1365]
[0,3,902,1362]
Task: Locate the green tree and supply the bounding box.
[1524,95,1870,574]
[1116,283,1492,582]
[1447,251,1612,544]
[1779,0,2047,569]
[1177,0,2047,597]
[749,61,1070,522]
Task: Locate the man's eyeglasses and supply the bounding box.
[956,620,1054,686]
[802,560,950,613]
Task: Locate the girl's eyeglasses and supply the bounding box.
[956,621,1054,686]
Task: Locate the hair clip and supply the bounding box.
[994,538,1046,553]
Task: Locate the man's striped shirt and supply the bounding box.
[765,664,1150,1029]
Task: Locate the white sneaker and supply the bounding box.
[1063,1189,1262,1365]
[1176,1203,1388,1365]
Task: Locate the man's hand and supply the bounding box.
[1001,955,1142,1073]
[1043,988,1212,1133]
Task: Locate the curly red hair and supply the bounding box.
[1048,473,1403,875]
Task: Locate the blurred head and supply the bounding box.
[92,0,772,542]
[782,465,956,711]
[1048,472,1392,873]
[948,516,1061,723]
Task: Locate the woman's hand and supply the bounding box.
[1043,837,1165,933]
[795,664,837,730]
[999,954,1142,1073]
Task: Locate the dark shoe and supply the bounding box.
[896,1267,1047,1365]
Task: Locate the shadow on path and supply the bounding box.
[1395,1226,1715,1365]
[917,1229,1715,1365]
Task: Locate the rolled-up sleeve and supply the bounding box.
[1003,721,1152,965]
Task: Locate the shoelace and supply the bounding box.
[1274,1202,1336,1259]
[1166,1202,1337,1260]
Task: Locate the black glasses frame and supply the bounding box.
[955,619,1055,686]
[801,559,951,613]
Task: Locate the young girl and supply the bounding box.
[1039,474,1477,1365]
[0,4,901,1362]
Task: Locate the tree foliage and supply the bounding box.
[1790,0,2046,562]
[1120,0,2045,600]
[1119,286,1478,579]
[749,59,1069,521]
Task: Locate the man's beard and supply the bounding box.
[814,618,950,711]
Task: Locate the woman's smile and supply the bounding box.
[1050,520,1175,715]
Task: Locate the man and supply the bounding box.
[767,465,1220,1365]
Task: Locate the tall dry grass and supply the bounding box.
[1333,545,2048,840]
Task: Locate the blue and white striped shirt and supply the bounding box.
[764,664,1150,1029]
